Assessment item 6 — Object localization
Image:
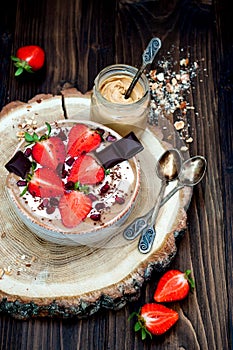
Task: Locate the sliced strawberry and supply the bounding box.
[59,191,92,228]
[67,124,101,157]
[31,136,66,170]
[139,303,179,337]
[67,123,88,151]
[28,167,64,198]
[154,269,195,302]
[67,154,105,185]
[130,303,179,339]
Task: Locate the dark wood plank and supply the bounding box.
[0,0,232,349]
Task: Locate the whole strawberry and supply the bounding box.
[129,303,179,339]
[11,45,45,76]
[154,269,195,303]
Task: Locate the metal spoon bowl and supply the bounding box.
[160,155,207,206]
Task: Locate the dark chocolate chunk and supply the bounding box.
[94,131,144,169]
[5,150,32,179]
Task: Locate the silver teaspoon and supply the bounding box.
[133,149,181,254]
[138,155,206,254]
[123,155,206,242]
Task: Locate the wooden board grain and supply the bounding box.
[0,91,191,319]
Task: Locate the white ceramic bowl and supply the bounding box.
[6,120,140,246]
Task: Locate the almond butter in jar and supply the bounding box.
[90,64,150,138]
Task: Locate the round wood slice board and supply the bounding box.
[0,90,191,319]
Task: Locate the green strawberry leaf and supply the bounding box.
[145,328,152,340]
[10,56,20,62]
[134,322,141,332]
[15,67,24,76]
[20,185,28,197]
[185,269,195,292]
[32,132,39,142]
[24,132,36,143]
[45,122,51,136]
[31,161,37,171]
[128,311,138,321]
[24,65,34,73]
[141,328,147,340]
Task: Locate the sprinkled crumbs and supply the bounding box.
[148,49,205,147]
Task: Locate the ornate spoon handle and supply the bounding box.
[123,183,182,240]
[138,181,167,254]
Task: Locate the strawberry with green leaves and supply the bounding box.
[67,154,105,185]
[25,122,66,171]
[67,123,102,157]
[129,303,179,339]
[59,190,92,228]
[154,269,195,303]
[11,45,45,76]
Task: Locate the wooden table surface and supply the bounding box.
[0,0,232,349]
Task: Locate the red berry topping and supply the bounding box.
[68,154,105,185]
[67,124,101,157]
[28,168,64,198]
[59,191,92,228]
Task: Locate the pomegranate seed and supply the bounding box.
[62,168,68,178]
[95,202,105,211]
[24,148,32,157]
[106,134,117,142]
[42,198,49,207]
[17,180,27,187]
[64,181,74,190]
[46,206,56,215]
[96,127,105,136]
[66,157,75,166]
[87,193,98,202]
[115,196,125,205]
[100,182,110,194]
[90,213,101,221]
[50,197,59,207]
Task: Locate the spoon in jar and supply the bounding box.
[124,37,161,99]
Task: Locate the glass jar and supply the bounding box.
[90,64,150,138]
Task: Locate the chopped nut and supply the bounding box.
[157,72,164,82]
[186,137,193,143]
[174,121,185,130]
[180,146,189,152]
